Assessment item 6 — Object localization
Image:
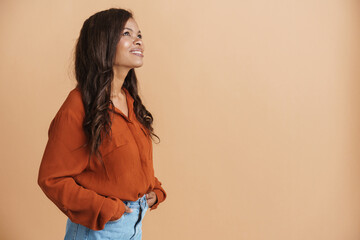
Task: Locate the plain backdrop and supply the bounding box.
[1,0,360,239]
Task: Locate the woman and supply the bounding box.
[37,8,167,239]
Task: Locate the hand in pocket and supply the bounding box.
[124,204,133,213]
[146,191,158,208]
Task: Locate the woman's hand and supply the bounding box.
[146,191,158,208]
[124,204,133,213]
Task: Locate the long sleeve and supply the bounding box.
[149,176,167,211]
[37,109,126,230]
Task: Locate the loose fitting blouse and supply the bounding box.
[38,86,167,230]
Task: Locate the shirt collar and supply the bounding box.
[109,86,134,122]
[74,86,134,122]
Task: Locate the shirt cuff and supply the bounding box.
[106,197,126,221]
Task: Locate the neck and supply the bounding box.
[111,66,130,96]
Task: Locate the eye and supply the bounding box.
[123,31,142,39]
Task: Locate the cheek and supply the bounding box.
[115,41,131,62]
[118,39,131,52]
[114,38,134,64]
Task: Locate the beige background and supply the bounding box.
[1,0,360,239]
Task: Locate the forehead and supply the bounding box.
[124,18,140,30]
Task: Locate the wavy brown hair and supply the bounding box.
[74,8,160,174]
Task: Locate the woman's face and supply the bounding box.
[113,18,144,70]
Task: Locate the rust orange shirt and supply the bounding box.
[37,86,167,231]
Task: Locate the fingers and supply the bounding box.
[124,205,133,213]
[146,192,156,200]
[124,192,155,213]
[145,191,157,207]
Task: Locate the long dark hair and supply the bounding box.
[74,8,159,173]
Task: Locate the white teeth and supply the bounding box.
[131,51,142,54]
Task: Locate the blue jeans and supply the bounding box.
[64,194,149,240]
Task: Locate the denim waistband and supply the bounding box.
[122,194,147,209]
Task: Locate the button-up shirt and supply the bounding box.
[37,86,167,230]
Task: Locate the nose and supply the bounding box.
[134,38,142,46]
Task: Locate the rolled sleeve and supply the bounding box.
[149,176,167,211]
[37,110,125,230]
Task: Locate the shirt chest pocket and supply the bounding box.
[139,124,149,137]
[138,124,152,157]
[139,124,153,146]
[100,133,129,158]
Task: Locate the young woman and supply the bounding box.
[37,8,167,239]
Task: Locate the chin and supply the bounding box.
[132,62,144,68]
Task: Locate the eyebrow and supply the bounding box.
[124,27,141,33]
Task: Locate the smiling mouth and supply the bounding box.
[130,51,144,57]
